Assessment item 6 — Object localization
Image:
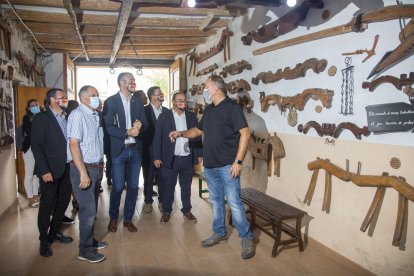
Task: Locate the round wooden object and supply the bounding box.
[328,66,337,76]
[322,9,330,20]
[287,109,298,127]
[390,157,401,169]
[315,105,322,113]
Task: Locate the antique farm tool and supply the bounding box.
[225,79,251,94]
[259,88,334,113]
[233,94,254,113]
[219,60,252,78]
[190,28,233,64]
[241,0,324,45]
[362,72,414,92]
[196,63,218,77]
[248,132,285,177]
[253,5,414,56]
[340,57,354,115]
[252,58,327,85]
[342,34,379,62]
[327,65,337,76]
[304,158,414,247]
[297,121,370,140]
[368,18,414,78]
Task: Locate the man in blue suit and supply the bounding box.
[102,72,147,232]
[153,92,202,223]
[141,86,168,213]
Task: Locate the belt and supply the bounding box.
[70,161,104,168]
[124,143,136,149]
[174,155,191,158]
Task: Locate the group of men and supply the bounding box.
[30,72,255,264]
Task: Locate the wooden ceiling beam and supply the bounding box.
[62,0,89,61]
[110,0,134,64]
[39,43,194,52]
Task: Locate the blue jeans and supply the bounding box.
[109,146,141,221]
[204,165,253,239]
[70,163,100,254]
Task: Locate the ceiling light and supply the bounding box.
[287,0,297,7]
[187,0,196,8]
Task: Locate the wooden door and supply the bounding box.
[14,86,50,196]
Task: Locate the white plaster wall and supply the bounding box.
[44,53,64,89]
[180,0,414,274]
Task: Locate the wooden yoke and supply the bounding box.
[305,158,414,247]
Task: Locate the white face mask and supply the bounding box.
[90,96,100,110]
[202,89,210,101]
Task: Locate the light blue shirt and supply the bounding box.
[67,104,103,163]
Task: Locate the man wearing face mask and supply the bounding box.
[153,92,202,223]
[31,88,73,257]
[102,72,147,233]
[141,86,168,213]
[169,75,255,259]
[67,85,107,263]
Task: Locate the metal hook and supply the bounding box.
[109,67,115,74]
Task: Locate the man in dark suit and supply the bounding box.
[102,72,147,233]
[141,86,168,213]
[31,88,73,257]
[153,92,202,223]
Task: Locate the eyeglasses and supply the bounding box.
[54,96,67,100]
[154,93,164,97]
[174,99,186,103]
[205,85,216,91]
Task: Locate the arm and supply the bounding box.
[169,127,203,141]
[30,114,53,182]
[69,139,90,189]
[230,127,251,178]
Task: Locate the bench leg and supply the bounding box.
[250,208,256,231]
[271,221,282,257]
[296,217,304,251]
[198,178,202,198]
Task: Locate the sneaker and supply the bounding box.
[240,237,255,259]
[201,233,227,248]
[158,203,163,213]
[93,240,108,250]
[78,251,106,263]
[62,216,75,225]
[143,203,152,213]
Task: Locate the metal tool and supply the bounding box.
[342,34,379,62]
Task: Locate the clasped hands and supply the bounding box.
[127,120,142,137]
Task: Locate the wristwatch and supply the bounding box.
[235,159,243,165]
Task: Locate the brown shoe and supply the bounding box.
[108,220,117,232]
[123,221,137,232]
[183,212,197,222]
[160,213,170,223]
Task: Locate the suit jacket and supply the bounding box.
[153,109,202,169]
[31,107,67,179]
[102,92,148,158]
[142,104,168,158]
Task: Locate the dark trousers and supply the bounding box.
[142,154,163,204]
[105,154,112,181]
[70,163,100,254]
[38,164,72,243]
[161,155,193,214]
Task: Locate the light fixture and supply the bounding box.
[187,0,196,8]
[286,0,297,7]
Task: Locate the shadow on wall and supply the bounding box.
[241,108,269,193]
[240,0,385,34]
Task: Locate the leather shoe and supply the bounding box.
[160,213,170,223]
[123,221,137,232]
[54,232,73,243]
[183,211,197,222]
[39,241,53,257]
[108,220,117,232]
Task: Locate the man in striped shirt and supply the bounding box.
[67,85,107,263]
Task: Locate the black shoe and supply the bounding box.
[99,187,103,193]
[152,190,158,196]
[39,241,53,257]
[54,232,73,243]
[107,179,112,187]
[62,215,75,225]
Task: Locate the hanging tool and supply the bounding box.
[342,35,379,62]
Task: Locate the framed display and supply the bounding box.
[169,58,184,94]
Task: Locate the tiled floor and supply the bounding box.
[0,177,364,275]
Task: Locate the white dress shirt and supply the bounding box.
[172,110,190,156]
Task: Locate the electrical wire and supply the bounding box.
[5,0,51,55]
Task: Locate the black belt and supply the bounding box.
[70,161,104,168]
[124,143,136,149]
[174,155,191,158]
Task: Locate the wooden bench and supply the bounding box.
[236,187,307,257]
[196,171,209,198]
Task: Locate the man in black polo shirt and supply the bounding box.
[169,75,255,259]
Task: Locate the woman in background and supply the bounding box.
[22,99,41,207]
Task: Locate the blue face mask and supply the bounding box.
[90,96,100,110]
[202,89,210,101]
[30,106,41,114]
